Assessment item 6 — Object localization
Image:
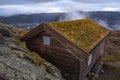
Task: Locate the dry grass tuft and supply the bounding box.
[49,18,110,52]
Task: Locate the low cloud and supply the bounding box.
[97,20,111,30]
[96,20,120,30]
[27,0,59,3]
[59,11,88,21]
[73,0,120,3]
[0,5,64,16]
[0,0,120,16]
[0,0,59,5]
[112,24,120,30]
[103,7,119,11]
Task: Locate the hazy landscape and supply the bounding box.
[0,11,120,80]
[0,0,120,80]
[0,11,120,30]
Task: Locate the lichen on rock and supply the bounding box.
[0,23,65,80]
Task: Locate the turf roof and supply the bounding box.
[48,18,110,52]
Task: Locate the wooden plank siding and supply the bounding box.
[21,23,46,41]
[44,26,88,60]
[79,39,106,80]
[25,26,89,80]
[28,44,79,73]
[25,31,80,73]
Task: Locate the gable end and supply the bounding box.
[20,23,46,42]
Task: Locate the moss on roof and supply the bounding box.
[48,18,110,52]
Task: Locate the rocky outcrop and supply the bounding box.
[0,28,12,37]
[0,22,65,80]
[99,30,120,80]
[104,62,120,67]
[104,30,120,64]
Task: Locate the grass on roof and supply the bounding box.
[49,18,109,52]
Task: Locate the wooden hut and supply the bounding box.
[20,18,110,80]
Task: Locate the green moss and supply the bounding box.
[104,50,120,62]
[12,29,43,65]
[49,18,110,52]
[0,51,3,56]
[28,52,43,65]
[45,77,51,80]
[0,51,8,57]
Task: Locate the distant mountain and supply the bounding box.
[0,11,120,30]
[89,11,120,30]
[0,13,63,24]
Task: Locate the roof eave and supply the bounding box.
[20,23,48,42]
[45,24,89,60]
[88,31,111,53]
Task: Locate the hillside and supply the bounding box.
[99,30,120,80]
[0,22,65,80]
[0,13,63,29]
[0,11,120,30]
[0,21,120,80]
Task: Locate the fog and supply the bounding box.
[59,11,89,21]
[59,11,120,30]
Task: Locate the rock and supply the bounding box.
[99,31,120,80]
[0,29,12,37]
[42,61,63,78]
[0,23,65,80]
[0,45,12,55]
[0,56,64,80]
[8,43,25,52]
[91,64,102,74]
[0,34,4,44]
[104,62,120,68]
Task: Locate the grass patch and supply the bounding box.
[104,50,120,62]
[49,18,110,51]
[13,33,43,65]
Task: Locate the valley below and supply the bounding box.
[0,11,120,80]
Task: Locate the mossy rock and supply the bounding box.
[0,34,4,44]
[0,51,3,56]
[104,50,120,62]
[0,29,12,37]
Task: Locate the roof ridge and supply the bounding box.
[48,18,91,24]
[21,18,110,52]
[47,18,110,52]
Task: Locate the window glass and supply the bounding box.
[43,36,50,46]
[88,54,92,66]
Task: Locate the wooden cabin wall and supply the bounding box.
[91,39,105,63]
[26,31,79,73]
[44,26,88,59]
[79,39,105,80]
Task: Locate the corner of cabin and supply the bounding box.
[20,23,48,42]
[19,18,111,80]
[47,18,110,52]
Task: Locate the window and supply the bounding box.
[43,36,50,46]
[88,54,92,66]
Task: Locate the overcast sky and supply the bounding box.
[0,0,120,16]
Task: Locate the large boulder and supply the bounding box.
[0,23,65,80]
[0,28,12,37]
[0,34,4,44]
